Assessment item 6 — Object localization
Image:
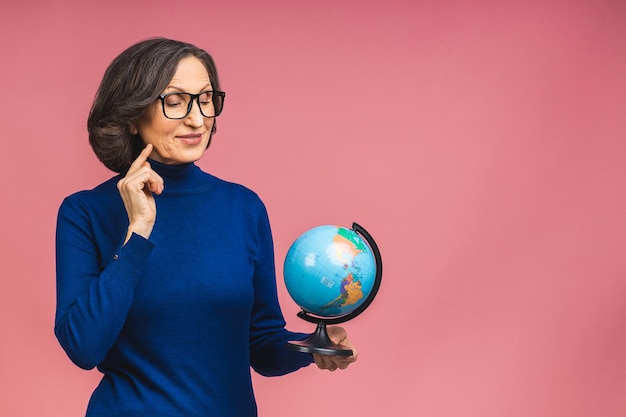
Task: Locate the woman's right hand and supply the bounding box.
[117,144,164,244]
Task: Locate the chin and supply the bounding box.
[179,147,207,164]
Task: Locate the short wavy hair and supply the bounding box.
[87,37,222,173]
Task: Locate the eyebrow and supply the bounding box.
[164,83,213,93]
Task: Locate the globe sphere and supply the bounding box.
[283,225,377,318]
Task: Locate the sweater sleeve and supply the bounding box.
[248,201,314,376]
[54,196,154,370]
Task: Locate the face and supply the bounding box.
[131,56,215,165]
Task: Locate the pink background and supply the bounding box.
[1,0,626,416]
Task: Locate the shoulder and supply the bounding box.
[208,174,265,207]
[58,176,122,215]
[202,174,271,227]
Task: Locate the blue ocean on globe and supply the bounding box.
[283,225,377,317]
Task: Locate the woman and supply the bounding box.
[55,37,356,417]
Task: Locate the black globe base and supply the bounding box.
[287,322,353,356]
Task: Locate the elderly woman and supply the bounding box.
[55,37,356,417]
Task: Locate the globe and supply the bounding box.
[283,223,382,355]
[284,225,377,317]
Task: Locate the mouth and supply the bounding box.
[176,134,203,145]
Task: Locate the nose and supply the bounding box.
[184,98,205,127]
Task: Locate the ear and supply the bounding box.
[129,123,139,135]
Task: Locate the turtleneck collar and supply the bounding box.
[147,159,210,195]
[148,159,197,180]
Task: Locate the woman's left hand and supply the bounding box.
[312,326,358,371]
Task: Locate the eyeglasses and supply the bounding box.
[157,90,226,119]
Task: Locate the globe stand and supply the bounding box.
[287,222,382,356]
[288,322,354,356]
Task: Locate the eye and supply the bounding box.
[164,93,185,107]
[199,91,213,105]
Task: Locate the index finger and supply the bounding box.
[127,144,154,174]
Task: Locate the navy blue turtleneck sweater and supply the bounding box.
[55,160,312,416]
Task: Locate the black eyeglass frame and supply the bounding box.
[157,90,226,120]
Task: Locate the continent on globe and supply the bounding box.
[333,228,368,261]
[321,273,364,312]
